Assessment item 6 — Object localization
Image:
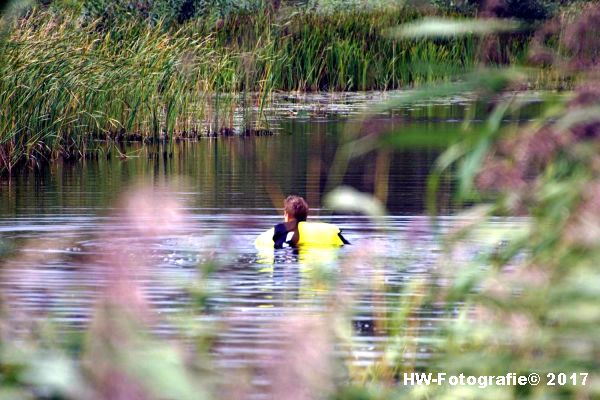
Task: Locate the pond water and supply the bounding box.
[0,94,532,394]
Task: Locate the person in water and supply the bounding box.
[273,195,349,248]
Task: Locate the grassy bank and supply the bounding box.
[0,5,484,174]
[0,10,235,173]
[0,0,563,175]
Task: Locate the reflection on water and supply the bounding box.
[0,118,450,215]
[0,97,530,394]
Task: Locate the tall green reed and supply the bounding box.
[0,9,238,173]
[0,3,535,175]
[216,7,480,91]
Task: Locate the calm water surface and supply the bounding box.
[0,95,529,391]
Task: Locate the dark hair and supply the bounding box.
[284,195,309,222]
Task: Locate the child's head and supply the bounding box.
[284,195,309,222]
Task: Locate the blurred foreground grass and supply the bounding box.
[327,5,600,398]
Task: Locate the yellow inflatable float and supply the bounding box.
[254,221,347,249]
[255,221,348,268]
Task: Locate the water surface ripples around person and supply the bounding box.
[0,93,534,389]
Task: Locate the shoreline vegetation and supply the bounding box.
[0,0,591,175]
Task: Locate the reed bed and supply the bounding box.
[0,10,238,173]
[0,5,529,175]
[214,7,480,91]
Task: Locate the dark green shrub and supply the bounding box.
[431,0,562,20]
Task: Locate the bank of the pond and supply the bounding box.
[0,3,568,175]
